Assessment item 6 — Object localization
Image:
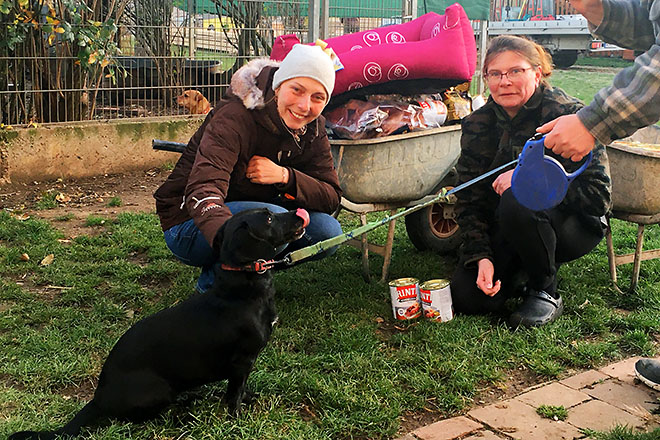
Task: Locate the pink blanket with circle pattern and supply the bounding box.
[271,3,477,97]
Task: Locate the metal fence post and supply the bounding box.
[308,0,321,42]
[320,0,329,39]
[187,0,196,57]
[403,0,418,21]
[477,20,488,95]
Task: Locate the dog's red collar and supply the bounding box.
[220,259,275,274]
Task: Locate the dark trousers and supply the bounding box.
[451,190,604,315]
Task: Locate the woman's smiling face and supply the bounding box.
[275,77,328,130]
[486,50,541,118]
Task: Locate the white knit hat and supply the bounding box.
[272,44,335,100]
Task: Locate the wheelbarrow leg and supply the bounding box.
[359,213,370,283]
[605,217,618,285]
[630,224,646,293]
[380,212,397,283]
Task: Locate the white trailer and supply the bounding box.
[487,15,594,67]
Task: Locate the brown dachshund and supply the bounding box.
[177,89,211,114]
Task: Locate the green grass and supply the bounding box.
[536,404,568,421]
[1,207,660,439]
[576,55,635,69]
[35,191,58,210]
[549,68,618,105]
[108,197,122,207]
[586,426,660,439]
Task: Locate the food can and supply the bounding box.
[419,279,453,322]
[388,277,422,320]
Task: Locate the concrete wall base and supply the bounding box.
[0,116,205,184]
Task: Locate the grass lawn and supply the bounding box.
[550,68,619,105]
[2,67,660,439]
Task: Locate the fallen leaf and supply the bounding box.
[55,192,71,203]
[10,213,30,221]
[19,253,30,261]
[40,254,55,266]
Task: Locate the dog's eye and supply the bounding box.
[266,215,273,224]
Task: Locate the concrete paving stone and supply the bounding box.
[566,399,647,431]
[598,357,641,383]
[585,379,660,415]
[560,369,609,390]
[468,399,583,440]
[412,416,483,440]
[462,429,510,439]
[516,382,591,409]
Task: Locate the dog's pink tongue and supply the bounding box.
[296,208,310,228]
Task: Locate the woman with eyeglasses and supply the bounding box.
[449,35,612,328]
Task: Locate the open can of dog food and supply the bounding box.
[389,277,421,320]
[420,279,453,322]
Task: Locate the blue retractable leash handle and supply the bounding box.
[511,133,592,211]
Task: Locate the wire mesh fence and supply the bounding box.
[1,0,418,126]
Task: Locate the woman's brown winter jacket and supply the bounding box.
[154,59,342,249]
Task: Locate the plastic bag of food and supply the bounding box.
[443,88,471,122]
[324,99,414,139]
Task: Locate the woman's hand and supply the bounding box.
[492,170,513,196]
[246,156,289,185]
[477,258,501,296]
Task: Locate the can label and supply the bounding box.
[389,277,421,320]
[420,279,453,322]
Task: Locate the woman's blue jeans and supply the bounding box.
[163,201,342,293]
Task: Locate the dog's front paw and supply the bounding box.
[226,400,243,417]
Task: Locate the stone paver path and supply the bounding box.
[397,357,660,440]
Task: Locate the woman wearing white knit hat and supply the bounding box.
[155,44,342,293]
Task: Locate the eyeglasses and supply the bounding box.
[484,67,534,82]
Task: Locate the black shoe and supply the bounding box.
[635,358,660,391]
[508,289,563,328]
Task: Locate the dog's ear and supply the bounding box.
[194,92,202,102]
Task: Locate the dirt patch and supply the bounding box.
[0,168,168,238]
[59,378,98,402]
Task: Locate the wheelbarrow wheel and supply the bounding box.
[405,201,460,254]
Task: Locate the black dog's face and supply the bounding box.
[219,208,307,265]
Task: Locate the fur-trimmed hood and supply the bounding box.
[230,58,280,110]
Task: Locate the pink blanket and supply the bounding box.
[271,3,476,97]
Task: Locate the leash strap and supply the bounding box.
[283,159,518,265]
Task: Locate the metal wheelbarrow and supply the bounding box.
[605,125,660,292]
[329,125,462,282]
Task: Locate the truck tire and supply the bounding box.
[405,201,461,254]
[552,51,578,68]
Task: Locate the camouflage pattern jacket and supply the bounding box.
[455,84,612,267]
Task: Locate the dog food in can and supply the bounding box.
[420,279,453,322]
[389,277,422,320]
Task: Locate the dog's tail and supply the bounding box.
[9,401,102,440]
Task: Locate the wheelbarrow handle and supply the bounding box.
[152,139,186,153]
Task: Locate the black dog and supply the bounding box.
[10,207,310,440]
